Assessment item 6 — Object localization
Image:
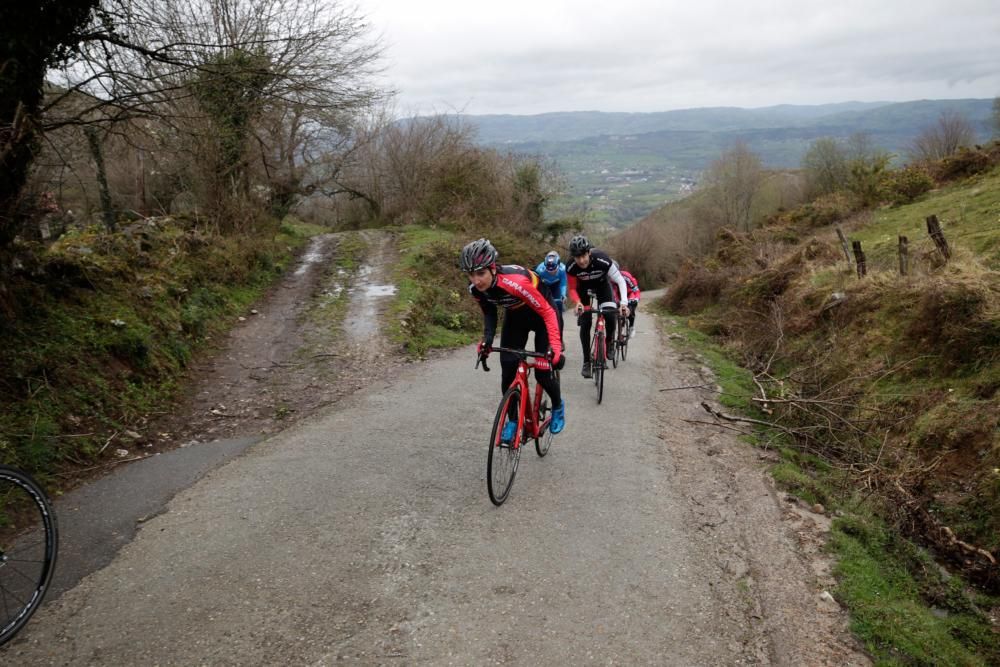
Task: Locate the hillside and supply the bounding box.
[461,99,996,230]
[461,101,894,144]
[660,150,1000,664]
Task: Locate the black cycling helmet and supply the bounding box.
[459,238,498,272]
[543,251,559,271]
[569,234,592,257]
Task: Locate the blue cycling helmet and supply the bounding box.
[543,251,559,272]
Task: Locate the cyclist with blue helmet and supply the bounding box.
[535,251,567,342]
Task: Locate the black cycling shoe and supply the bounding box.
[581,361,592,378]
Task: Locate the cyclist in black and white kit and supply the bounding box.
[565,234,630,379]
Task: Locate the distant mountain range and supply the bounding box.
[449,99,996,229]
[461,99,994,151]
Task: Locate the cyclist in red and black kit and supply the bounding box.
[566,234,630,378]
[619,268,641,334]
[462,239,566,440]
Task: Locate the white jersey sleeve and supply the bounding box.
[607,261,629,305]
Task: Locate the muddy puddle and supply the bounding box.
[344,262,397,341]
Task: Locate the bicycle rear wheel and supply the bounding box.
[0,466,58,646]
[487,386,522,506]
[620,320,630,362]
[595,331,605,404]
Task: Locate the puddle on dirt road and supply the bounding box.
[293,236,328,277]
[363,285,397,297]
[344,263,397,340]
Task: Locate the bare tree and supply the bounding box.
[2,0,386,243]
[702,142,764,232]
[908,110,976,163]
[802,137,849,197]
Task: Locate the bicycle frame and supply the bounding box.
[578,298,609,367]
[477,347,552,446]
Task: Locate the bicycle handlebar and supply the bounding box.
[475,346,551,373]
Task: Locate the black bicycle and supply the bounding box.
[614,312,630,365]
[0,465,59,646]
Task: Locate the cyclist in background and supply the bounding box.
[461,239,567,440]
[619,268,641,336]
[565,234,629,379]
[535,251,567,342]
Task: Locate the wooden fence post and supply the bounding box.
[836,226,853,267]
[852,240,867,278]
[898,235,909,276]
[926,214,951,261]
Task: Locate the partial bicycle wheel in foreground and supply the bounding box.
[0,466,59,646]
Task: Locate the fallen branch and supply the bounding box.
[55,455,147,477]
[700,401,795,435]
[680,418,751,435]
[97,431,119,456]
[660,383,713,392]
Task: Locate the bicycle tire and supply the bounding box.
[595,331,605,404]
[620,320,630,362]
[487,386,522,506]
[535,368,559,458]
[0,466,58,646]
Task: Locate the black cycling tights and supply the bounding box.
[499,307,561,410]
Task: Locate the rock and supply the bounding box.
[115,448,130,458]
[819,591,838,606]
[123,429,142,440]
[811,503,825,514]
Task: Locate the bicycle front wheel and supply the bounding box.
[595,331,605,404]
[487,386,523,506]
[0,466,58,646]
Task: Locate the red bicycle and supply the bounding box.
[476,347,558,506]
[578,292,611,404]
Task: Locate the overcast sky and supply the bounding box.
[356,0,1000,116]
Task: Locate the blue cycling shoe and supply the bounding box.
[550,400,566,434]
[501,419,518,443]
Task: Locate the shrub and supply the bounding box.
[788,192,859,228]
[663,261,728,314]
[930,146,997,183]
[880,166,934,206]
[904,277,1000,370]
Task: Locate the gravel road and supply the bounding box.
[4,305,869,665]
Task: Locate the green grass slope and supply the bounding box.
[663,156,1000,665]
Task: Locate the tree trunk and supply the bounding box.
[86,127,116,232]
[0,70,45,247]
[1,0,100,248]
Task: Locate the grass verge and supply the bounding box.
[657,308,1000,666]
[387,225,552,357]
[0,216,323,483]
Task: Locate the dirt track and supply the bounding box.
[2,239,870,664]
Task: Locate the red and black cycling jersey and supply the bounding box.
[469,264,562,359]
